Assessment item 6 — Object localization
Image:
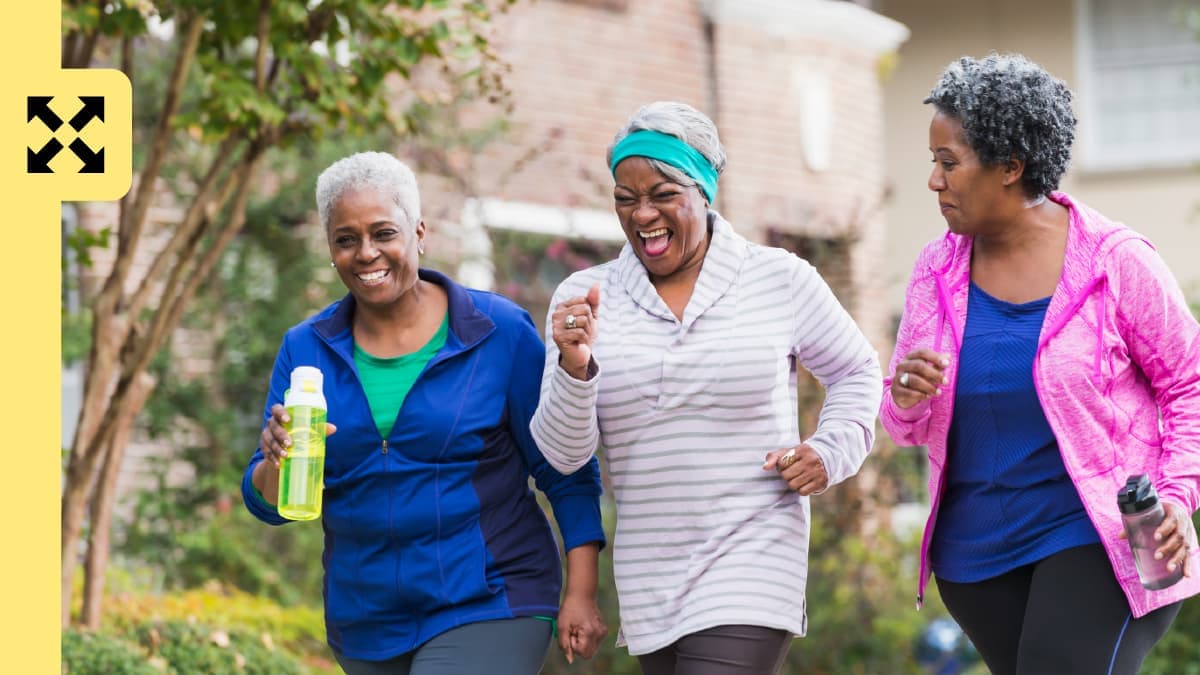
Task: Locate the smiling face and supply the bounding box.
[613,156,710,283]
[927,110,1016,236]
[327,185,424,310]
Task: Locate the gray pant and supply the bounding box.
[334,617,552,675]
[637,624,793,675]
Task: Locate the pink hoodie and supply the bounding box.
[881,192,1200,617]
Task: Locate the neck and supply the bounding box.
[652,233,710,290]
[974,194,1065,257]
[353,280,428,337]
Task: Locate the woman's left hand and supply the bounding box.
[763,443,829,495]
[557,593,607,663]
[1154,501,1196,576]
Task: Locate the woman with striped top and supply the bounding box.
[530,101,882,674]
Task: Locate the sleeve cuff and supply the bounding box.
[556,357,601,388]
[241,461,288,526]
[804,436,839,493]
[887,397,932,423]
[551,493,607,552]
[1156,484,1198,516]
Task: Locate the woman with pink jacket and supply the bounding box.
[883,53,1200,674]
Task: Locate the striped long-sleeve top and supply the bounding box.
[530,212,882,655]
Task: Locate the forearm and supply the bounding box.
[251,460,279,506]
[563,542,600,600]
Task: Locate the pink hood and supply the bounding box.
[881,192,1200,617]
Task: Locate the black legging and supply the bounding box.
[935,544,1181,675]
[636,624,793,675]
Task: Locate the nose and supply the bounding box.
[356,238,379,261]
[632,199,659,225]
[928,164,945,192]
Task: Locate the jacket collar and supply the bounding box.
[615,210,747,328]
[313,268,495,356]
[926,191,1141,351]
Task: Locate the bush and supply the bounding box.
[130,620,304,675]
[103,582,329,668]
[62,629,157,675]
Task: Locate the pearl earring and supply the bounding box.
[329,261,335,268]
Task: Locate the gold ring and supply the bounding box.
[778,448,798,470]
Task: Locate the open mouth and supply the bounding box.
[638,227,671,257]
[356,269,390,286]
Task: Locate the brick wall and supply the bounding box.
[405,0,902,349]
[422,0,711,217]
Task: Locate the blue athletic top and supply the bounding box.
[930,282,1099,583]
[242,269,604,660]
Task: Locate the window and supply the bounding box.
[1077,0,1200,170]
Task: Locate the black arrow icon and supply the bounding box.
[69,96,105,132]
[28,138,64,173]
[70,138,105,173]
[27,96,63,131]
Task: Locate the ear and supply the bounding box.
[1001,155,1025,188]
[415,219,427,254]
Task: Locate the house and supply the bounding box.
[879,0,1200,313]
[412,0,910,349]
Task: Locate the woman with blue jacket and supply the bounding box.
[241,151,607,675]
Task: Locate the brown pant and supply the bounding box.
[637,624,793,675]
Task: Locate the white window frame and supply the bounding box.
[456,198,626,291]
[1074,0,1200,172]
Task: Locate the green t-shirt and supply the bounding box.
[354,313,449,438]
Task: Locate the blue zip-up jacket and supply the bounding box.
[241,269,605,660]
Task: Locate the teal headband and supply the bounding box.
[609,130,719,202]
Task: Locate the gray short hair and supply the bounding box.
[315,151,421,231]
[924,53,1075,198]
[606,102,727,195]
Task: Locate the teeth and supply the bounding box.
[639,228,669,239]
[357,270,388,281]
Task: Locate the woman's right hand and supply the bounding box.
[259,403,337,468]
[553,283,601,381]
[891,349,951,409]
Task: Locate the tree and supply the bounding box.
[60,0,513,629]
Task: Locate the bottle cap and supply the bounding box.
[290,366,324,395]
[1117,474,1158,514]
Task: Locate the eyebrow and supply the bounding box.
[331,220,395,233]
[614,181,674,193]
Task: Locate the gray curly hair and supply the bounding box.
[924,53,1075,198]
[606,101,727,199]
[315,151,421,232]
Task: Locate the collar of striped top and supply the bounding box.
[616,210,748,328]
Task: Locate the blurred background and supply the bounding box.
[60,1,1199,673]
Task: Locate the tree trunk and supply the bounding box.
[60,467,91,626]
[62,144,264,626]
[80,371,155,629]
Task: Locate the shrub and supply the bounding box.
[130,620,304,675]
[62,629,157,675]
[104,582,327,663]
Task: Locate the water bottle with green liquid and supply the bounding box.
[278,366,327,521]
